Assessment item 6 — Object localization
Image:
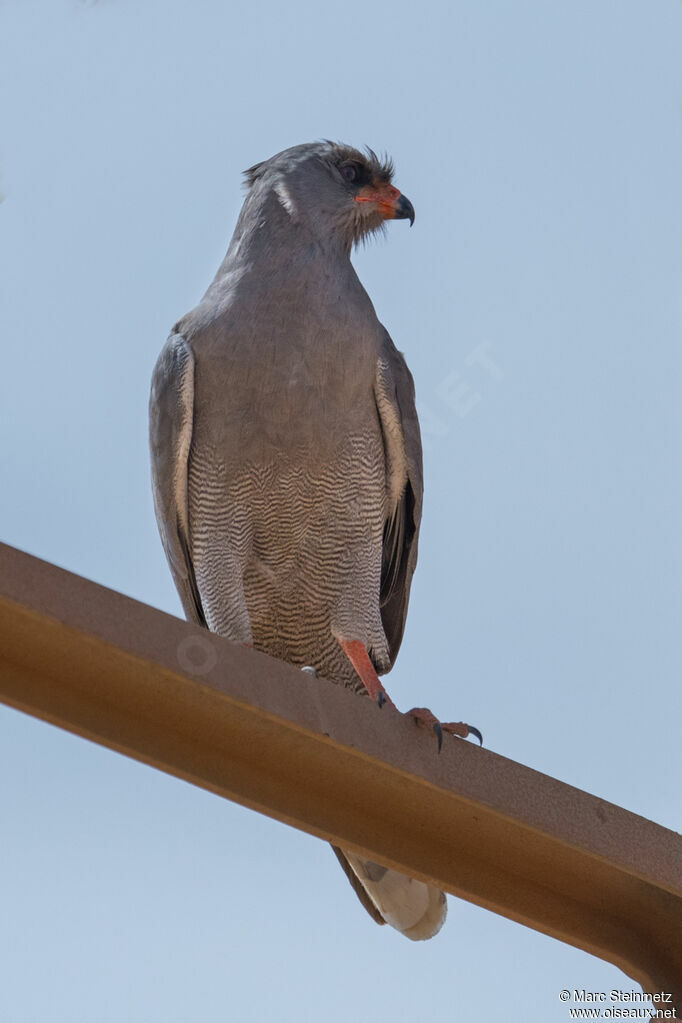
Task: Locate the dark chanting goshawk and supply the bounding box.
[150,141,480,940]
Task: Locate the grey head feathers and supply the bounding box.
[243,141,394,189]
[240,140,401,249]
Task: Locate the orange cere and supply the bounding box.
[354,182,403,219]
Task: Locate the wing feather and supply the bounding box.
[374,330,424,666]
[149,333,206,625]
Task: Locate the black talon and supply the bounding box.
[433,721,443,753]
[468,725,483,746]
[377,691,386,709]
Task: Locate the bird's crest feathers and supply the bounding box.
[243,141,394,191]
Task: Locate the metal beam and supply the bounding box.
[1,542,680,1009]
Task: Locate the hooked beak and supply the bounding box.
[394,193,415,225]
[354,183,415,226]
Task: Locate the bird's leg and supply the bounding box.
[337,638,396,709]
[407,708,483,752]
[337,638,482,750]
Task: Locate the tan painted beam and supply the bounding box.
[0,541,680,1009]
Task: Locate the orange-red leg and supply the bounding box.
[336,638,482,751]
[336,638,395,708]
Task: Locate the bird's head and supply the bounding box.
[243,141,414,249]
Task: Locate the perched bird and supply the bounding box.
[150,141,478,941]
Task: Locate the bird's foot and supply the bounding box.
[407,707,483,753]
[336,637,481,748]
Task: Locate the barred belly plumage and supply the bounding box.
[187,431,390,692]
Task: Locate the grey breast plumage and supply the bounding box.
[149,141,445,940]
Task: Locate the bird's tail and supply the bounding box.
[332,845,447,941]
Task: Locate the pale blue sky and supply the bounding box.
[1,1,680,1020]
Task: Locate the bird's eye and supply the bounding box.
[340,163,358,184]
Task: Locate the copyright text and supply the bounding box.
[558,990,676,1020]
